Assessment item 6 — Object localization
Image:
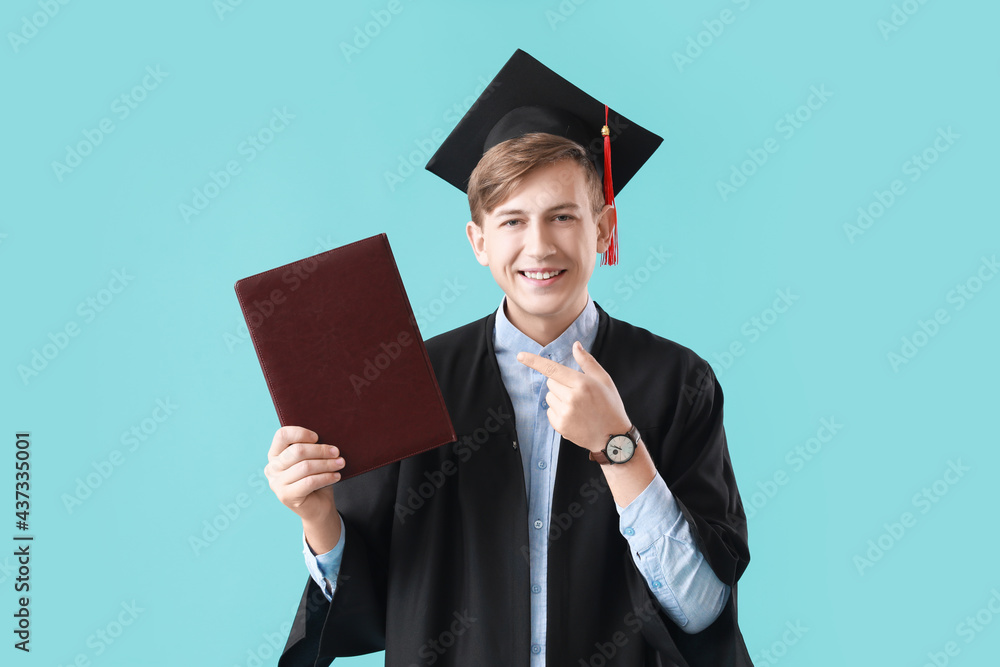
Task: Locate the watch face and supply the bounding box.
[606,435,635,464]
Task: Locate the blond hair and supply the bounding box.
[467,133,604,225]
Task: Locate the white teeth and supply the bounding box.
[523,270,562,280]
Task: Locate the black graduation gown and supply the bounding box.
[278,303,753,666]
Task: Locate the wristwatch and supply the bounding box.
[589,425,641,465]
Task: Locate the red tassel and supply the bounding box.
[601,104,617,266]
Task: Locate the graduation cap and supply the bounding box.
[425,49,663,265]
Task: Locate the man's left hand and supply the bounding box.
[516,341,631,453]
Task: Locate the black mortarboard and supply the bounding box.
[425,49,663,265]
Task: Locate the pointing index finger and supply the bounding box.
[516,351,578,387]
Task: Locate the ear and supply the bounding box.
[595,204,614,254]
[466,220,490,267]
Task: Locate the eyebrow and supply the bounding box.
[493,202,581,218]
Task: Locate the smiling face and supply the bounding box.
[466,159,612,345]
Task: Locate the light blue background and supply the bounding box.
[3,1,998,665]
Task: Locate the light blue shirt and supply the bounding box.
[303,295,730,661]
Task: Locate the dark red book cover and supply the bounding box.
[234,233,456,479]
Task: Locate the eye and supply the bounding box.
[501,219,521,227]
[554,214,575,222]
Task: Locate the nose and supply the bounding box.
[523,218,556,261]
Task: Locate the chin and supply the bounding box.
[514,293,580,316]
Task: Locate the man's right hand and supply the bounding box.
[265,426,345,530]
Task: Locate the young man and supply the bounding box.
[267,50,752,666]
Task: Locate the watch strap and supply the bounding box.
[589,449,610,464]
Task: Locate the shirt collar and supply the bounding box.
[493,294,599,364]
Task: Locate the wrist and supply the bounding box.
[300,497,338,532]
[302,506,341,555]
[600,441,657,506]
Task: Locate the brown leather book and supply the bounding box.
[234,233,456,480]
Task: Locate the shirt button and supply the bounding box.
[537,460,546,469]
[541,400,548,409]
[624,527,635,536]
[533,519,543,530]
[531,584,541,594]
[531,644,542,655]
[652,580,662,589]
